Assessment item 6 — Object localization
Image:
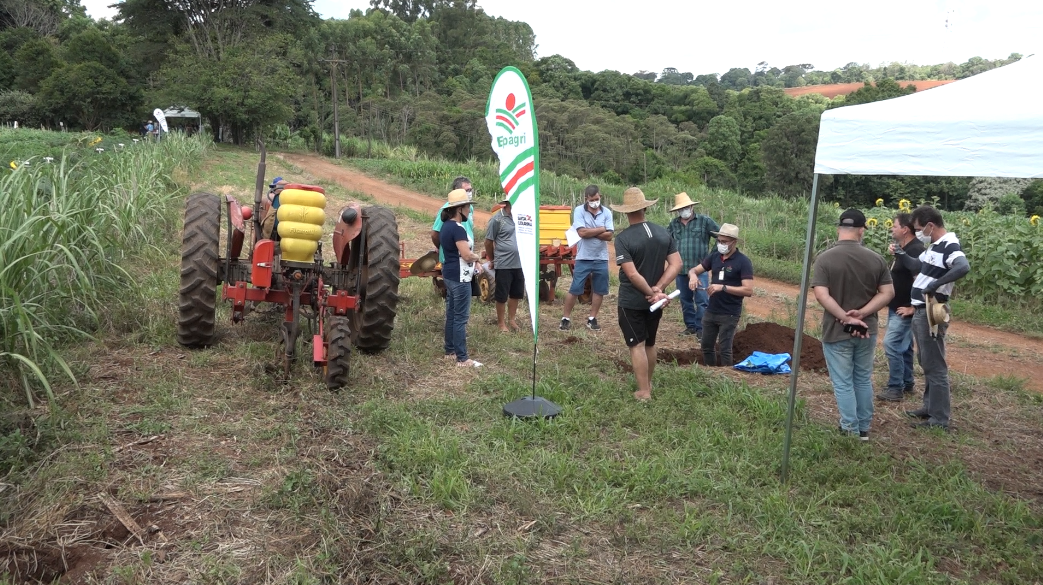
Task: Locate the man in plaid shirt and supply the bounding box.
[667,192,719,338]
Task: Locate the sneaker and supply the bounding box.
[456,359,483,368]
[858,431,870,442]
[586,317,601,331]
[903,384,915,394]
[837,426,859,438]
[559,317,571,331]
[904,409,930,419]
[875,389,904,402]
[680,328,701,337]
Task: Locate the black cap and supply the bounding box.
[839,208,867,228]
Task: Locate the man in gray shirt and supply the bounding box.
[485,194,524,332]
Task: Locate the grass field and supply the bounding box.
[2,145,1042,584]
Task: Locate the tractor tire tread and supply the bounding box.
[177,192,220,347]
[352,206,400,352]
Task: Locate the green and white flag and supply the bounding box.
[485,67,540,340]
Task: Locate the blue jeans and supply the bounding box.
[444,279,472,362]
[676,273,709,332]
[822,335,877,433]
[883,308,915,391]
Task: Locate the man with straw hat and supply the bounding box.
[611,187,682,402]
[668,192,719,339]
[686,223,754,368]
[812,209,894,442]
[906,205,970,432]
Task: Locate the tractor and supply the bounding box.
[175,147,400,389]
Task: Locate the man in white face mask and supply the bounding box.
[668,192,720,339]
[686,224,754,367]
[560,185,614,331]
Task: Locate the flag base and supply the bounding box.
[503,396,561,419]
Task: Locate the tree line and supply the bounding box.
[0,0,1035,212]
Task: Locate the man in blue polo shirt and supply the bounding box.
[560,185,614,331]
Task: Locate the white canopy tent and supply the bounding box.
[780,54,1042,480]
[161,106,204,134]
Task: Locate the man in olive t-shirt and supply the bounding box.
[812,209,894,441]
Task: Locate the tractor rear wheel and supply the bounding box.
[350,206,400,351]
[177,192,220,347]
[325,316,351,389]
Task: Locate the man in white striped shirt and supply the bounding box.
[905,205,970,431]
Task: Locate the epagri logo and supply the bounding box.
[495,93,528,144]
[497,134,527,148]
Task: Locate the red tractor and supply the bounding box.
[176,148,400,389]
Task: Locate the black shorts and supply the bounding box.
[618,306,663,348]
[494,268,525,303]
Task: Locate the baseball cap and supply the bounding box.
[838,208,867,228]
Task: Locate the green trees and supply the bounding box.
[761,109,821,197]
[704,115,742,168]
[37,61,133,130]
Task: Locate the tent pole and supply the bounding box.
[780,173,821,483]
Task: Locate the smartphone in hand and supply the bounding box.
[843,322,869,335]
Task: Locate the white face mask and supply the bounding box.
[917,226,932,245]
[588,200,601,209]
[717,242,731,255]
[679,208,694,220]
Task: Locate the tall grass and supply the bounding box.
[0,130,208,406]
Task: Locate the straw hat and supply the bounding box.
[711,223,741,240]
[926,294,950,334]
[669,192,699,212]
[610,187,658,213]
[445,189,470,208]
[410,250,440,275]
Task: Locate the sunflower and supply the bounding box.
[833,202,840,208]
[875,198,884,207]
[8,160,16,170]
[1032,215,1040,226]
[884,219,893,228]
[866,218,878,227]
[898,199,911,211]
[90,136,103,146]
[962,219,970,226]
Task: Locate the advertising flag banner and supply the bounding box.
[153,108,169,133]
[485,67,540,340]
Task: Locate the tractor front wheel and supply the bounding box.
[350,206,400,351]
[177,192,220,347]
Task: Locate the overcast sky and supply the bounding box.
[81,0,1038,76]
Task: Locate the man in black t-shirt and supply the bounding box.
[687,223,754,367]
[877,212,926,402]
[611,187,682,402]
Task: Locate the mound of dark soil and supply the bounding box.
[615,322,826,373]
[732,321,826,372]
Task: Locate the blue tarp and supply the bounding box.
[734,351,791,375]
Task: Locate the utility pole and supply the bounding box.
[322,57,346,158]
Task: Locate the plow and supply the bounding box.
[176,147,399,388]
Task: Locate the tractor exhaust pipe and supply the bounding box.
[253,139,267,247]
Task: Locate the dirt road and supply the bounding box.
[280,152,1043,392]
